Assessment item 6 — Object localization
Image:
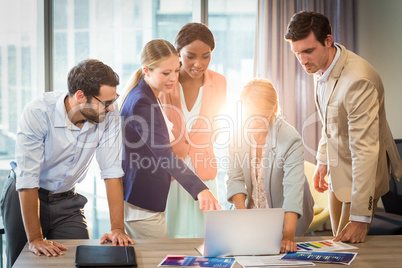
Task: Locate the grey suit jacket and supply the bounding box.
[226,117,314,236]
[315,44,402,217]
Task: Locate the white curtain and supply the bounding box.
[254,0,355,163]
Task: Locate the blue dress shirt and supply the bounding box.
[14,91,124,193]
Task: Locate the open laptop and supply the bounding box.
[199,208,284,257]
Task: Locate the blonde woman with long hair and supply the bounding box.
[226,78,314,253]
[120,39,220,239]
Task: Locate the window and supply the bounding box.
[52,0,195,93]
[0,1,43,266]
[209,0,257,95]
[0,0,257,240]
[208,1,257,210]
[0,0,43,184]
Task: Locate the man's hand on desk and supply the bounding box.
[28,238,67,257]
[100,229,134,246]
[334,221,368,243]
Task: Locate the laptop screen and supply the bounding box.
[202,208,285,257]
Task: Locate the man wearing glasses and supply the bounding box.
[1,59,133,268]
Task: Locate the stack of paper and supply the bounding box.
[235,255,314,267]
[235,240,358,267]
[159,240,358,267]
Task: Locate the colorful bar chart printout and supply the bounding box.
[296,240,358,252]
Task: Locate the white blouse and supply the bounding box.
[179,83,204,171]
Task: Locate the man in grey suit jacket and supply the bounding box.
[284,11,402,243]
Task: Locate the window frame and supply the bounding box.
[43,0,209,92]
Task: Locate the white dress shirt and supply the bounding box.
[14,91,124,193]
[316,45,341,118]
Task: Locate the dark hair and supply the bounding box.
[284,11,333,47]
[175,22,215,52]
[67,59,119,97]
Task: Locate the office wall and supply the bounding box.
[356,0,402,138]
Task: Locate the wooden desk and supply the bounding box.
[13,236,402,267]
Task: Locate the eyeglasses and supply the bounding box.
[92,93,120,110]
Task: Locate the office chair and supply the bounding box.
[368,139,402,235]
[304,161,330,234]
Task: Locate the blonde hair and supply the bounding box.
[120,39,178,108]
[240,78,280,118]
